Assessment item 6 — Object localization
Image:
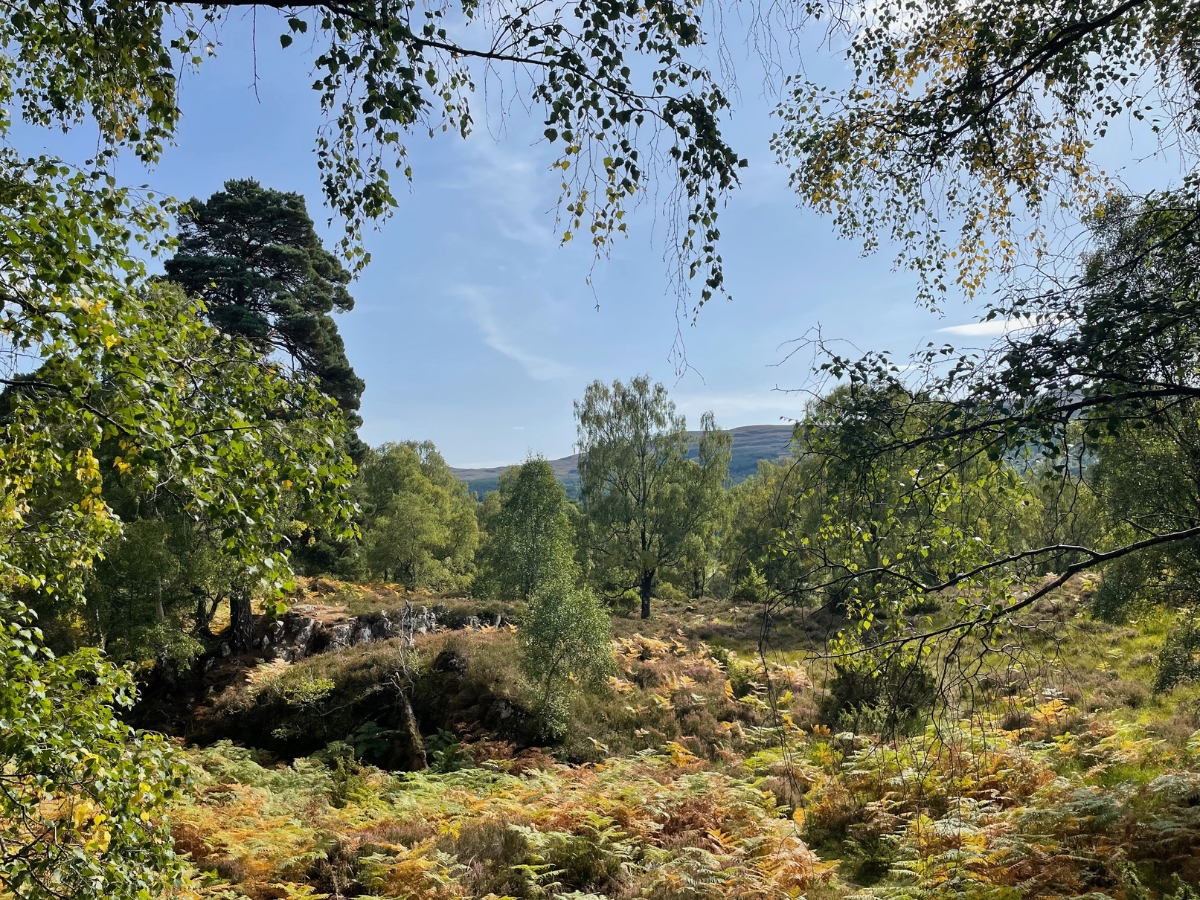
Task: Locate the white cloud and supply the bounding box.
[453,285,575,381]
[939,314,1074,338]
[938,317,1028,337]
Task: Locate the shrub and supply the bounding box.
[818,656,936,735]
[1156,618,1200,693]
[519,573,613,738]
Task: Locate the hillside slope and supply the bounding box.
[452,423,794,497]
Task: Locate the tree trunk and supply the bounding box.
[194,590,219,638]
[640,570,654,619]
[389,691,427,771]
[228,592,255,652]
[94,606,107,652]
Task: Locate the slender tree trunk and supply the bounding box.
[94,606,106,652]
[228,592,255,652]
[640,569,654,619]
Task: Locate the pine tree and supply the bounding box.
[165,179,365,455]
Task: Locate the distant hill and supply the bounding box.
[452,454,582,499]
[717,424,798,482]
[451,424,795,498]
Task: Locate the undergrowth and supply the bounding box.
[172,698,1200,899]
[173,741,833,900]
[168,582,1200,900]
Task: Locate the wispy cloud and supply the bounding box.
[938,317,1028,337]
[939,314,1074,338]
[453,285,575,381]
[456,135,558,248]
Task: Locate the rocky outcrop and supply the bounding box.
[141,597,519,770]
[254,604,444,662]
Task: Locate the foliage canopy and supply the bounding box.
[476,457,577,601]
[352,442,479,589]
[165,178,365,443]
[0,599,190,899]
[773,0,1200,299]
[1,0,745,303]
[576,376,730,618]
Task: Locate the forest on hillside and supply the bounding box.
[4,1,1200,899]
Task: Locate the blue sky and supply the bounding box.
[15,13,1168,466]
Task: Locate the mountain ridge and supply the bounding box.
[451,424,795,497]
